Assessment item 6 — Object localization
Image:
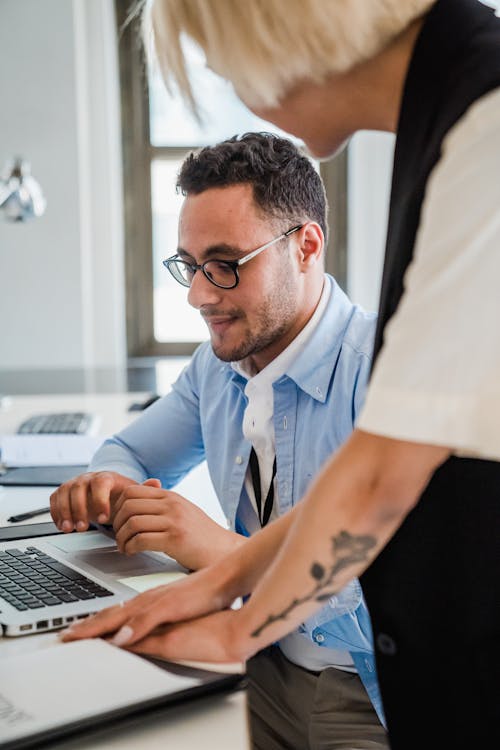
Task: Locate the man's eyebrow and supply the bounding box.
[177,244,244,261]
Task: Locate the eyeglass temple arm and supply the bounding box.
[237,224,303,267]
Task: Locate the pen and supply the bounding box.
[7,507,51,523]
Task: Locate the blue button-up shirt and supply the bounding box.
[90,275,384,725]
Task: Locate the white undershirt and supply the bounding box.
[232,281,356,672]
[232,279,329,532]
[358,87,500,460]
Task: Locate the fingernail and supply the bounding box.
[62,520,73,532]
[97,513,108,523]
[59,626,74,639]
[76,521,87,531]
[110,625,134,647]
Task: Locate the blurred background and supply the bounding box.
[0,0,394,397]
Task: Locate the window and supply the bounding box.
[116,2,348,358]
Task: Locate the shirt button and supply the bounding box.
[314,632,325,644]
[376,632,397,655]
[235,456,243,465]
[316,386,323,397]
[329,596,337,608]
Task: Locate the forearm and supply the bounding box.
[89,439,148,484]
[231,429,449,658]
[203,506,300,604]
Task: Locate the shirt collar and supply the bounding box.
[228,275,357,401]
[232,277,330,386]
[286,276,361,402]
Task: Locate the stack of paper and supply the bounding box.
[0,435,104,467]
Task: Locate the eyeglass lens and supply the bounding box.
[169,259,237,289]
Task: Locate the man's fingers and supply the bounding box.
[123,531,170,556]
[142,478,161,488]
[87,473,116,523]
[114,513,168,551]
[67,479,92,531]
[50,480,84,531]
[49,488,63,527]
[50,471,122,532]
[112,483,163,520]
[113,500,157,532]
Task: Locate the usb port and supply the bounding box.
[20,624,33,632]
[52,618,63,627]
[36,620,49,630]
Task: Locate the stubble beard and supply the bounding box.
[210,266,298,364]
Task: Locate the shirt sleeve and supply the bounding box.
[90,353,206,486]
[357,87,500,461]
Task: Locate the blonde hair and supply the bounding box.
[143,0,435,112]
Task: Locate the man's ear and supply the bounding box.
[298,222,324,270]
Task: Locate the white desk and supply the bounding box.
[0,392,249,749]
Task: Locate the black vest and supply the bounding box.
[360,1,500,747]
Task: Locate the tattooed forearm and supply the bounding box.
[251,530,376,638]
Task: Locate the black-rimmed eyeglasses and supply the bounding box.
[163,224,303,290]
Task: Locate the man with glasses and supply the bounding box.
[52,132,387,748]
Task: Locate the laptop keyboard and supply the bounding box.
[17,411,97,435]
[0,547,113,611]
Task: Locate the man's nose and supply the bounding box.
[187,269,223,309]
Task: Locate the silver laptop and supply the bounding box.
[0,528,185,636]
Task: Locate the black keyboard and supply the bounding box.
[0,547,113,611]
[17,412,97,435]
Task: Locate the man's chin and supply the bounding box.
[210,339,250,363]
[210,345,239,363]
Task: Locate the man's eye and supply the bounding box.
[210,261,233,273]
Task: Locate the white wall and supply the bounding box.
[0,0,125,373]
[347,130,395,314]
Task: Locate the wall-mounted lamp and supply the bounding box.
[0,157,46,222]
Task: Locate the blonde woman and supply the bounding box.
[65,3,500,748]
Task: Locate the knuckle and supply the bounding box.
[124,539,137,555]
[120,488,134,501]
[94,471,113,485]
[128,517,142,533]
[71,477,88,491]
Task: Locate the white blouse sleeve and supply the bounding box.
[357,87,500,461]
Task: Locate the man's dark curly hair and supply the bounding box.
[177,132,328,242]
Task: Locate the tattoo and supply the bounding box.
[251,530,376,638]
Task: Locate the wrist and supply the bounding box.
[214,528,246,563]
[203,549,247,611]
[224,607,261,663]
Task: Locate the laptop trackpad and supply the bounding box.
[75,549,166,576]
[49,533,116,553]
[46,532,172,576]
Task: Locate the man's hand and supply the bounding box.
[112,485,245,570]
[49,471,147,532]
